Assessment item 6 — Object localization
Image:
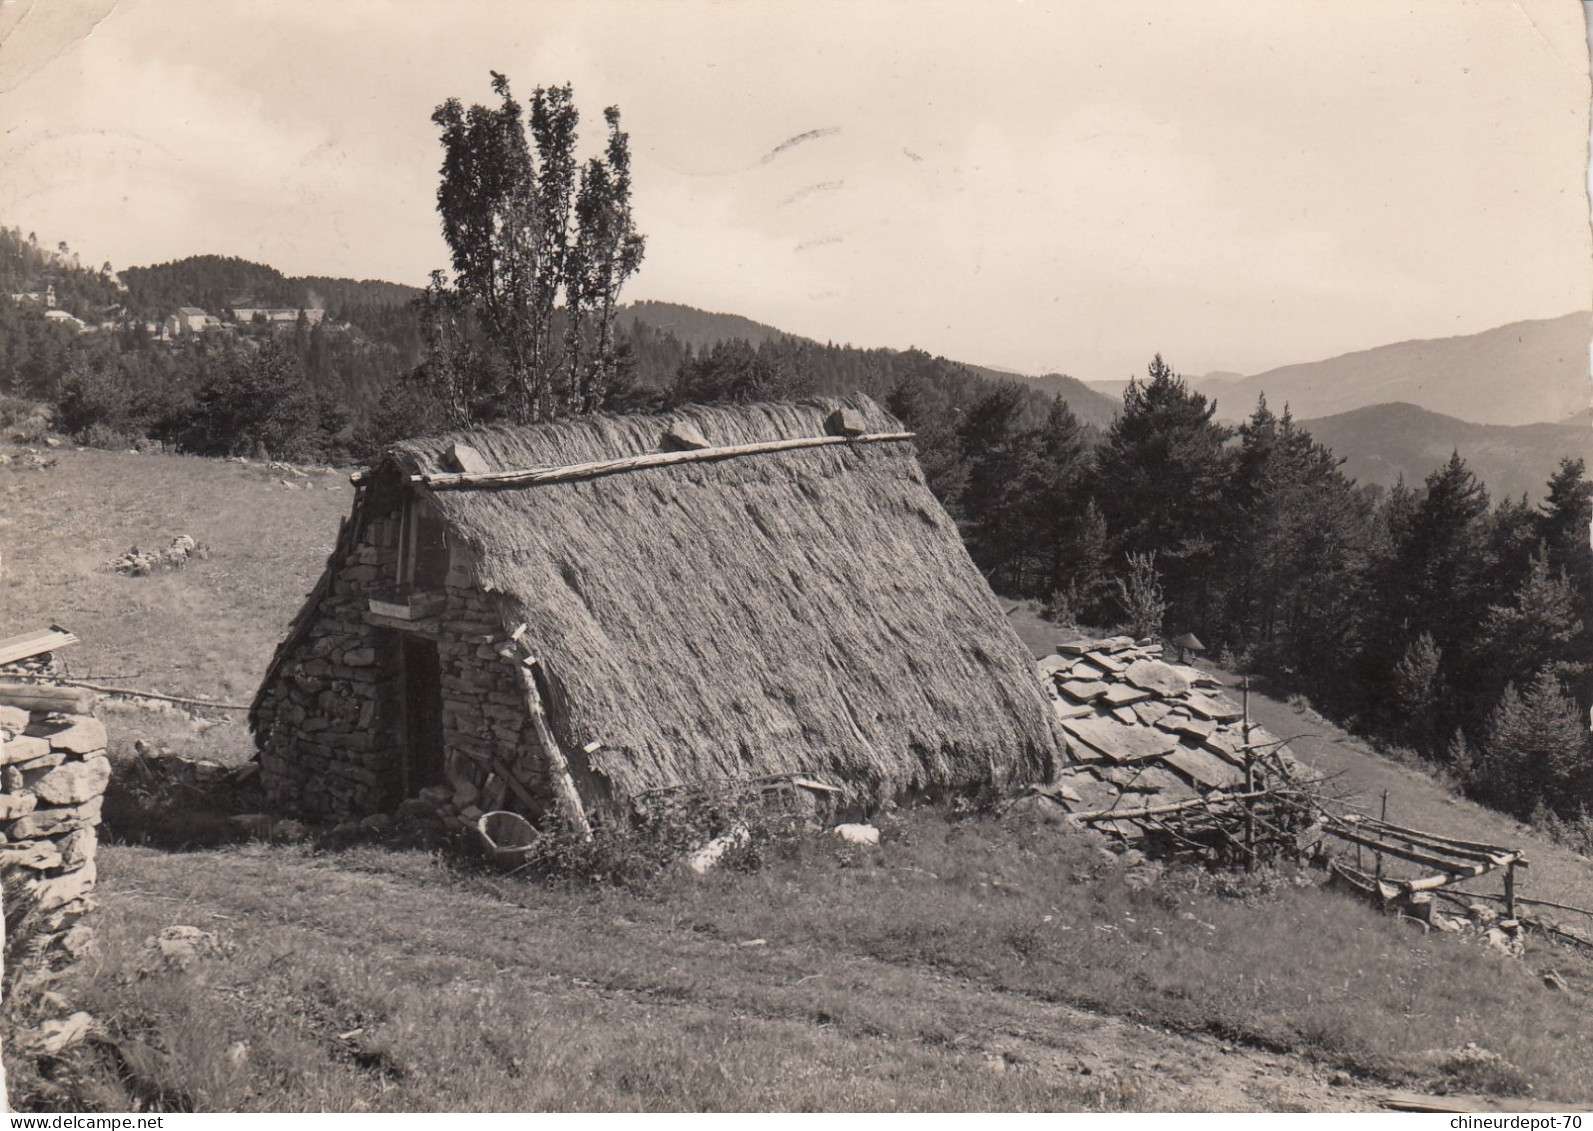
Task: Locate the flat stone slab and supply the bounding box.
[1059,679,1110,702]
[1170,664,1220,687]
[1132,700,1173,726]
[1100,683,1153,707]
[1163,746,1248,790]
[1051,699,1094,720]
[1122,658,1191,697]
[1060,715,1180,762]
[35,718,107,755]
[1,734,51,765]
[1184,693,1244,721]
[1036,655,1072,678]
[1159,713,1217,741]
[1066,659,1110,680]
[1085,651,1127,675]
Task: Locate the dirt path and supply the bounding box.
[91,843,1390,1112]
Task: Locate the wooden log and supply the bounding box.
[414,431,916,490]
[1326,822,1508,875]
[1066,788,1285,823]
[49,681,247,711]
[509,657,591,839]
[0,682,95,714]
[1346,813,1519,857]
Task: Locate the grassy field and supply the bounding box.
[6,440,1593,1112]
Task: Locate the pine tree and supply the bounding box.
[1476,673,1591,818]
[1391,632,1444,758]
[1090,354,1233,635]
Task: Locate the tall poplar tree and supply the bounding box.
[423,73,644,425]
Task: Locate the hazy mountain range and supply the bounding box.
[1301,402,1590,502]
[1194,313,1590,427]
[614,300,1590,499]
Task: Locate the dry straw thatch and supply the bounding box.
[381,394,1063,805]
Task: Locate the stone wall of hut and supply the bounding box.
[256,494,558,826]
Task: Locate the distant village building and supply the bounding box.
[250,396,1062,825]
[7,283,56,308]
[42,309,86,332]
[232,305,326,327]
[163,306,210,337]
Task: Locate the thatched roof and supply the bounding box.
[378,394,1063,804]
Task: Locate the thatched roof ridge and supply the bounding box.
[383,394,1064,803]
[383,396,905,479]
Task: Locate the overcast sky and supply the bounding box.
[1,0,1588,379]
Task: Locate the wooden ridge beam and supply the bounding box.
[411,431,916,491]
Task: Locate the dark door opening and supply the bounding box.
[400,636,446,798]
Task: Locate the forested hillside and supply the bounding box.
[1301,402,1593,502]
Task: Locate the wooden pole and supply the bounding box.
[1375,789,1388,883]
[1242,677,1255,873]
[413,431,916,491]
[506,652,592,840]
[1505,861,1517,921]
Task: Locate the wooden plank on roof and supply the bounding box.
[414,430,917,490]
[0,626,78,667]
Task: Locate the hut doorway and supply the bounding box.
[399,636,446,797]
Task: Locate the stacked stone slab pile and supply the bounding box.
[0,702,107,959]
[1025,635,1314,851]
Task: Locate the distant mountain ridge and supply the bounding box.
[1199,314,1590,426]
[617,301,803,351]
[1300,401,1591,502]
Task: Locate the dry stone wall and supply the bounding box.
[421,580,553,827]
[0,705,107,958]
[255,512,401,819]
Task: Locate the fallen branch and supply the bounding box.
[14,678,250,712]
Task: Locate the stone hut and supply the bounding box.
[250,395,1064,829]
